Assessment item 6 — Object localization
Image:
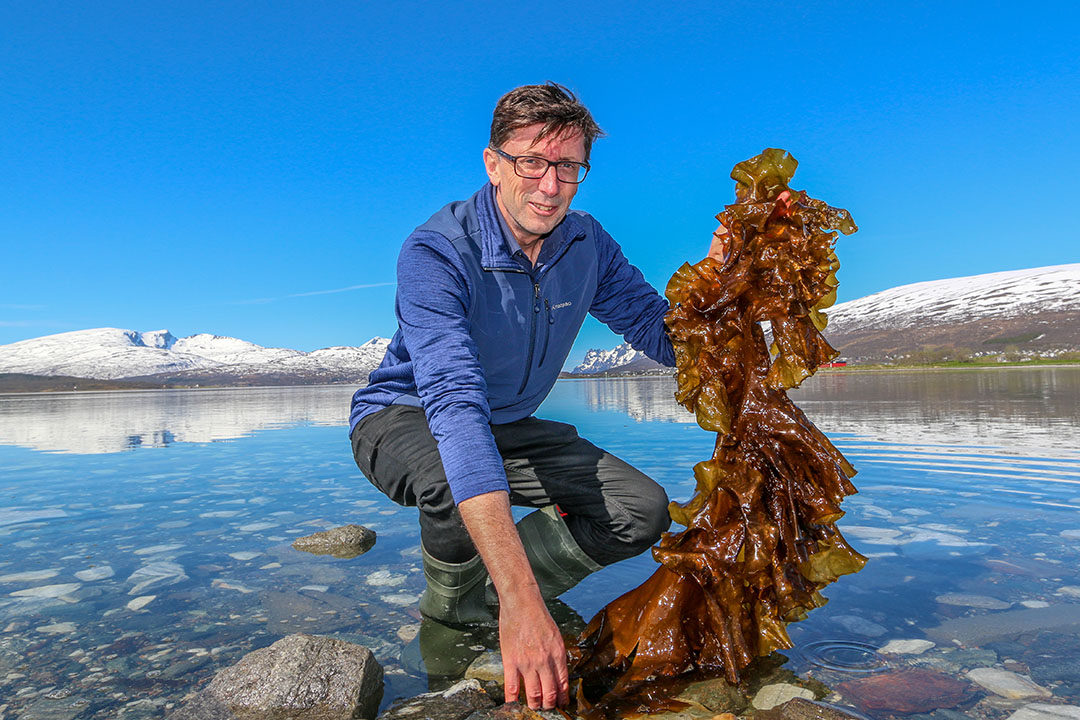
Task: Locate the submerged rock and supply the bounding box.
[171,633,383,720]
[377,678,494,719]
[879,638,935,655]
[837,668,975,714]
[291,525,376,559]
[1007,705,1080,720]
[967,668,1051,699]
[936,593,1013,610]
[753,683,816,710]
[754,698,867,720]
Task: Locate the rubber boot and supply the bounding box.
[399,617,488,683]
[417,546,497,627]
[515,504,603,599]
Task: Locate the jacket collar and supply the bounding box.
[475,183,585,270]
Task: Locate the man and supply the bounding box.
[350,83,722,710]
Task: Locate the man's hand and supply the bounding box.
[457,491,570,709]
[707,190,792,263]
[498,585,570,708]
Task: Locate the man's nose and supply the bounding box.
[538,164,561,195]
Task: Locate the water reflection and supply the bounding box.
[563,368,1080,457]
[0,386,355,454]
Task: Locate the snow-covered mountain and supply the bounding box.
[0,328,390,384]
[572,263,1080,371]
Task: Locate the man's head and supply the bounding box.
[484,83,604,248]
[489,82,603,162]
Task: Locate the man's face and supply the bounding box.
[484,123,586,248]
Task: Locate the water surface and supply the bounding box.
[1,368,1078,717]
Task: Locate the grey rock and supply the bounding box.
[753,683,816,710]
[465,651,504,685]
[936,593,1012,610]
[928,604,1080,646]
[879,639,935,655]
[378,678,494,719]
[833,614,888,637]
[291,525,376,559]
[753,698,867,720]
[1007,705,1080,720]
[967,668,1051,699]
[170,633,383,720]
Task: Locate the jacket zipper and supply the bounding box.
[517,281,541,395]
[537,298,553,367]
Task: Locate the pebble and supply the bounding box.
[127,596,156,611]
[1060,529,1080,539]
[75,566,115,582]
[299,585,329,593]
[0,569,60,583]
[936,593,1012,610]
[380,593,421,606]
[1058,586,1080,598]
[259,562,282,569]
[1022,600,1051,609]
[36,622,77,634]
[10,583,82,598]
[1007,703,1080,719]
[211,579,254,594]
[833,614,888,637]
[228,552,262,561]
[134,544,183,556]
[366,570,407,587]
[752,683,815,710]
[397,624,420,643]
[967,668,1051,699]
[879,639,935,655]
[238,522,278,532]
[127,562,188,594]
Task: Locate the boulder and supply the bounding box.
[170,633,383,720]
[291,525,376,559]
[377,678,494,719]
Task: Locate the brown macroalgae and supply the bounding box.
[569,149,865,716]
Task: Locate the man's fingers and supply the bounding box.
[556,659,570,707]
[524,670,544,709]
[503,664,520,704]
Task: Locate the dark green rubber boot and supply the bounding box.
[516,504,603,599]
[417,546,497,627]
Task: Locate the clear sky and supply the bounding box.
[2,1,1077,367]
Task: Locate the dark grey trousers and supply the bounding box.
[350,405,671,566]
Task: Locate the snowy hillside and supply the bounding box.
[573,263,1080,371]
[826,264,1080,333]
[0,328,390,382]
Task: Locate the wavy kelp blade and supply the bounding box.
[569,149,864,718]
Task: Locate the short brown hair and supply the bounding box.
[489,82,604,161]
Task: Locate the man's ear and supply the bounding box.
[483,147,501,186]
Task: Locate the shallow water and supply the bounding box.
[0,369,1078,717]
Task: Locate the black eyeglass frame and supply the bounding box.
[490,147,591,184]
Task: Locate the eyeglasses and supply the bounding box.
[491,147,590,184]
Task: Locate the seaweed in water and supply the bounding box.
[569,148,865,715]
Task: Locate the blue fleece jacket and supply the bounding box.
[350,183,675,503]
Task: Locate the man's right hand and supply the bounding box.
[498,589,570,708]
[457,490,570,710]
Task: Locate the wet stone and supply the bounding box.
[967,667,1051,699]
[753,683,816,710]
[464,650,504,685]
[936,593,1013,610]
[1007,705,1080,720]
[837,668,977,714]
[879,638,935,655]
[291,525,376,559]
[377,678,495,719]
[753,698,867,720]
[171,633,383,720]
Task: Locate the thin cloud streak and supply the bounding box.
[230,282,396,305]
[288,282,397,298]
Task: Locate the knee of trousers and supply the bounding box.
[603,483,672,561]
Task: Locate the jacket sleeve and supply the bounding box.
[396,232,509,504]
[588,219,676,366]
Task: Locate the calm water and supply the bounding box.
[0,369,1078,717]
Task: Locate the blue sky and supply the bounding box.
[2,1,1077,367]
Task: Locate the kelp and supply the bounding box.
[568,149,864,716]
